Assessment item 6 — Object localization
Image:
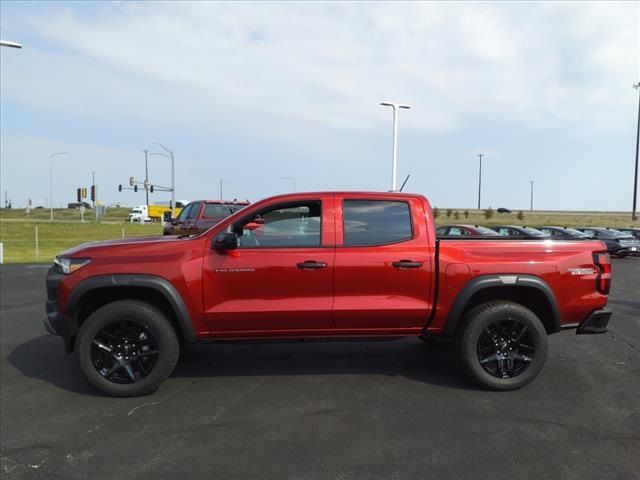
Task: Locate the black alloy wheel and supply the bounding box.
[458,301,548,391]
[476,319,535,379]
[76,300,180,397]
[91,321,159,383]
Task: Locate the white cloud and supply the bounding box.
[1,1,638,211]
[3,1,637,134]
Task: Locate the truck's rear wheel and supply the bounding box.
[458,301,548,391]
[76,300,180,397]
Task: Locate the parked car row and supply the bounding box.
[436,224,640,257]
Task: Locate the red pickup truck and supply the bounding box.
[163,199,249,236]
[44,192,612,397]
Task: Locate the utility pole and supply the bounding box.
[49,152,70,221]
[280,176,296,192]
[380,102,412,191]
[144,149,150,206]
[92,171,98,221]
[530,180,534,211]
[219,179,229,201]
[632,83,640,221]
[477,153,484,210]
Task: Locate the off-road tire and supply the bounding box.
[76,300,180,397]
[457,300,548,391]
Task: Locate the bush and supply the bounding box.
[517,210,524,221]
[454,210,460,220]
[484,207,494,220]
[446,209,452,218]
[463,209,469,218]
[433,207,440,219]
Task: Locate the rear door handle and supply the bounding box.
[297,260,328,270]
[392,260,423,269]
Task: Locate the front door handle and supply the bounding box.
[392,260,423,269]
[297,260,327,270]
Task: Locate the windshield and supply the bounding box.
[562,228,589,238]
[203,203,246,218]
[521,227,547,236]
[598,228,627,238]
[475,226,500,236]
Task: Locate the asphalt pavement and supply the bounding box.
[1,260,639,480]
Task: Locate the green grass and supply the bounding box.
[0,208,162,263]
[0,206,133,223]
[434,209,637,229]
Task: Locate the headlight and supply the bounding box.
[54,257,91,275]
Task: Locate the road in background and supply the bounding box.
[1,261,639,479]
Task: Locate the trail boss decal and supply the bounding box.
[215,268,256,273]
[568,268,597,276]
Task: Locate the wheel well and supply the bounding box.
[74,287,184,343]
[461,286,557,334]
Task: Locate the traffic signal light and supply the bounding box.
[76,188,82,202]
[90,185,96,202]
[134,185,138,192]
[150,185,154,193]
[118,185,122,192]
[81,187,87,199]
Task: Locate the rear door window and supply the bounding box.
[342,200,413,246]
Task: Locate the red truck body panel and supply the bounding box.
[53,192,610,342]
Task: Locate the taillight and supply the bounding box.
[593,251,611,295]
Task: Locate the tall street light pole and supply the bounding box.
[380,102,411,191]
[530,180,534,211]
[0,40,21,210]
[477,153,484,210]
[280,176,296,192]
[150,143,175,217]
[632,82,640,221]
[0,40,22,48]
[49,152,70,221]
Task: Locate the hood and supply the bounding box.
[58,235,192,257]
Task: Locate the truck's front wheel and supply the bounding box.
[458,301,548,391]
[76,300,180,397]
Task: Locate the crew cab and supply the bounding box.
[43,192,613,397]
[163,200,249,236]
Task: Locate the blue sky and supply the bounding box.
[1,1,638,211]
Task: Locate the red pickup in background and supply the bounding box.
[163,199,249,236]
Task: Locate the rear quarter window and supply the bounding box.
[343,200,413,246]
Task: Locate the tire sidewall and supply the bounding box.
[76,301,179,397]
[460,302,548,391]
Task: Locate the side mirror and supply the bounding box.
[213,232,238,251]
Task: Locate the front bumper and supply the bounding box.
[44,266,75,352]
[576,308,612,335]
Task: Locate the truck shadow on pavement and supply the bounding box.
[8,335,476,396]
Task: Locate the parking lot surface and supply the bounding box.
[1,260,639,479]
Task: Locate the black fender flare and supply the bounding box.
[65,274,197,343]
[442,274,561,337]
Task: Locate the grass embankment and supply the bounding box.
[434,210,636,229]
[0,208,162,263]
